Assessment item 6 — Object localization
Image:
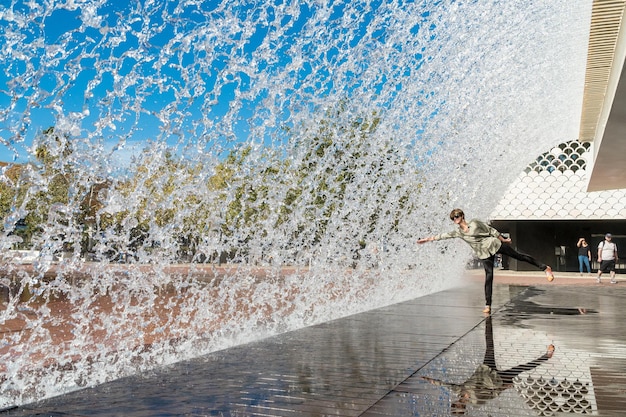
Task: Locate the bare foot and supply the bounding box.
[545,266,554,282]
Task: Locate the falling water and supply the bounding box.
[0,0,589,408]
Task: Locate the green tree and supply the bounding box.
[24,128,76,248]
[0,163,30,248]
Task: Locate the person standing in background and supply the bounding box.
[597,233,618,284]
[576,237,592,277]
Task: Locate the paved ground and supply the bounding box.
[4,270,626,416]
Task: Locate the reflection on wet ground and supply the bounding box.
[420,315,557,415]
[5,282,626,416]
[500,287,598,325]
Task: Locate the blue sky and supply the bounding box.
[0,1,289,163]
[1,1,234,163]
[0,0,437,167]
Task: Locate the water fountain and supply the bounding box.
[0,0,590,409]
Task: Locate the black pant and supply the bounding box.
[482,244,547,306]
[483,316,551,384]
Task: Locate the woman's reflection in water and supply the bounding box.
[422,316,554,415]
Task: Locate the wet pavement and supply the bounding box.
[4,273,626,416]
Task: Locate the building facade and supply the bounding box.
[490,140,626,273]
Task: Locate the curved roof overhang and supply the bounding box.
[579,0,626,192]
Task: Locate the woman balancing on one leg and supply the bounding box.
[417,208,554,314]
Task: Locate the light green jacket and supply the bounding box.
[434,219,502,260]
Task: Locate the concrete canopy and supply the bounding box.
[579,0,626,191]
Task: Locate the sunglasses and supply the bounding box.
[452,214,462,220]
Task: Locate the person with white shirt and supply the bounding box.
[597,233,618,284]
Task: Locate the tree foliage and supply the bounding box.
[2,112,417,265]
